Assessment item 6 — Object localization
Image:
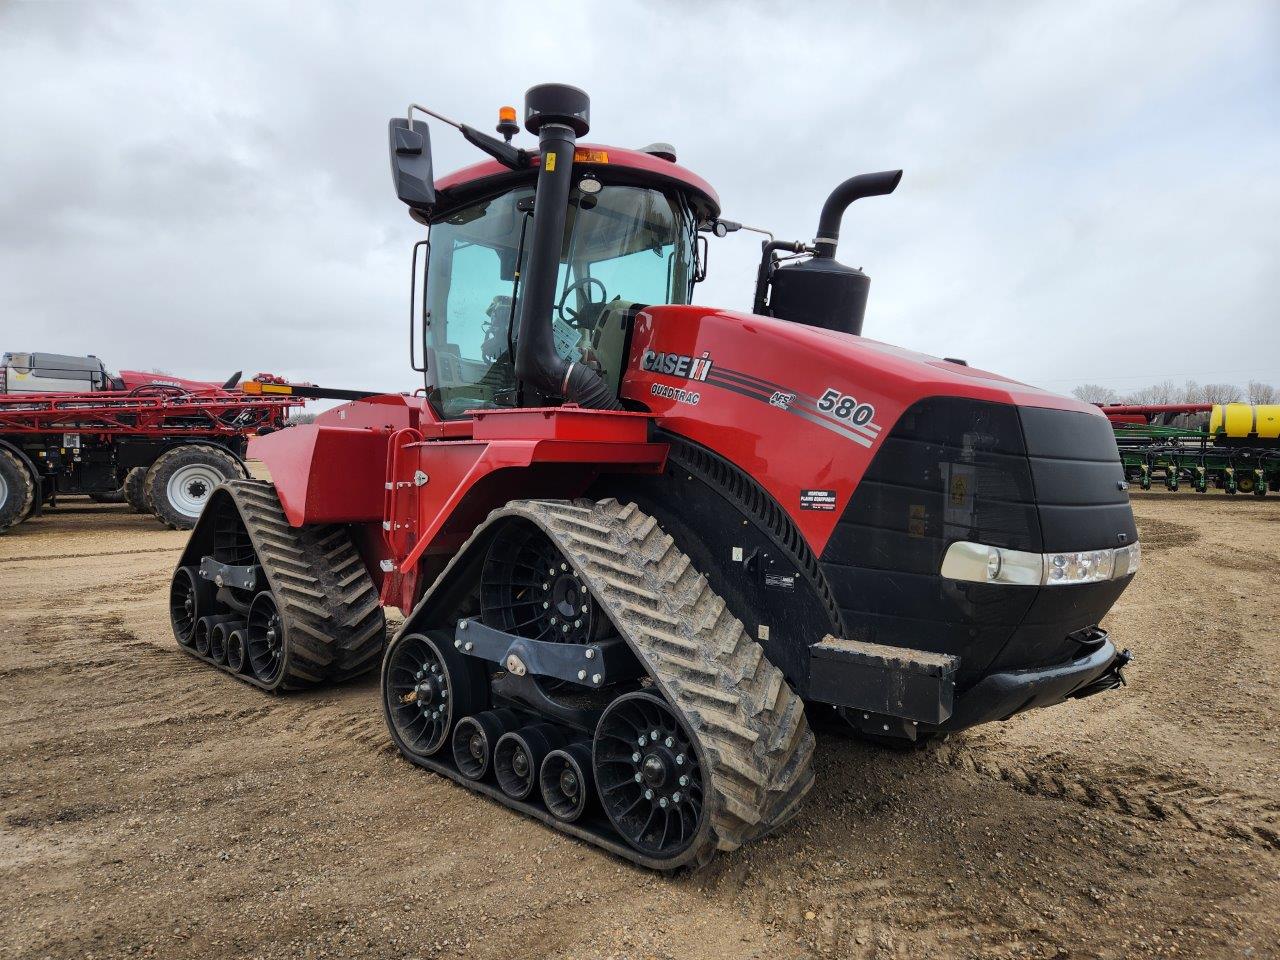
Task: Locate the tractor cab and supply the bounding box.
[421,171,703,418]
[391,85,722,420]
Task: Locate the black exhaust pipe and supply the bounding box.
[513,84,620,410]
[762,170,903,336]
[813,170,902,259]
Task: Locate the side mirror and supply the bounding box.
[388,118,435,210]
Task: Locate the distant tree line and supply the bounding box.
[288,411,317,424]
[1072,380,1277,406]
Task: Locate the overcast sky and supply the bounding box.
[2,0,1276,398]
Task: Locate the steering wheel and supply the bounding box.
[556,276,608,326]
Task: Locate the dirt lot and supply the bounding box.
[2,493,1278,960]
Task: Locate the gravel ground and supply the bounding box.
[1,491,1277,959]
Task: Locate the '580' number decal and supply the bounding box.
[817,388,876,426]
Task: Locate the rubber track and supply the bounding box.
[194,480,385,689]
[406,498,816,867]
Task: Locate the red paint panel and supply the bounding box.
[250,424,393,526]
[471,407,651,442]
[622,305,1102,555]
[434,143,720,214]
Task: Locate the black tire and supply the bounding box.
[123,467,150,513]
[145,445,240,529]
[0,448,36,534]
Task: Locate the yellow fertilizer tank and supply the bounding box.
[1211,404,1280,440]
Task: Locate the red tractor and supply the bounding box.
[168,85,1138,869]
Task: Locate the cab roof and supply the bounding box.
[430,143,721,222]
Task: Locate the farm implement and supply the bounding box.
[0,361,302,532]
[1103,402,1280,495]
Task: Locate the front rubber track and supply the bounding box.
[386,498,816,871]
[173,479,386,691]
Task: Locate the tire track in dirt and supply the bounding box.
[930,741,1280,851]
[0,547,177,565]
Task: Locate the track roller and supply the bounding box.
[169,566,215,648]
[209,620,241,666]
[495,724,566,800]
[451,709,521,780]
[193,614,236,658]
[540,743,595,823]
[226,628,248,673]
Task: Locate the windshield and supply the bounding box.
[423,183,695,418]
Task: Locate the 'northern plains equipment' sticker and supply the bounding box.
[800,489,837,511]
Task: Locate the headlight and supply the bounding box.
[941,540,1140,586]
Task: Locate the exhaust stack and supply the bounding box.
[764,170,903,336]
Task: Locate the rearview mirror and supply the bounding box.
[388,118,436,210]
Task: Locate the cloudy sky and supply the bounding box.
[2,0,1276,399]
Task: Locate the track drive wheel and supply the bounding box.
[0,447,36,534]
[382,630,487,759]
[123,467,150,513]
[145,445,240,529]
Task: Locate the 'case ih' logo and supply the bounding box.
[641,349,713,382]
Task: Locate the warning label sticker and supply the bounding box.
[799,489,837,511]
[764,572,796,591]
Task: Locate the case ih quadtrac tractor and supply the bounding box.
[168,85,1138,870]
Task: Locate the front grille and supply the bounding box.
[820,397,1136,686]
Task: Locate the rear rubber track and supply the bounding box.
[402,497,816,868]
[182,479,386,689]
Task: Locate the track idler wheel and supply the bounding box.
[226,628,248,673]
[169,566,215,648]
[540,743,595,823]
[246,592,285,684]
[594,691,706,859]
[383,631,486,759]
[451,709,521,780]
[494,724,565,800]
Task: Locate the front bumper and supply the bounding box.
[940,633,1130,732]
